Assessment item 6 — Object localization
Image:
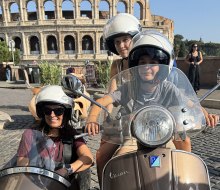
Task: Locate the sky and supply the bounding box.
[149,0,220,43]
[3,0,220,43]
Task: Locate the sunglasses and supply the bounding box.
[44,107,65,116]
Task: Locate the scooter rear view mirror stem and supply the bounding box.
[199,83,220,102]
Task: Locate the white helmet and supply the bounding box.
[128,30,175,73]
[36,85,73,118]
[103,13,142,55]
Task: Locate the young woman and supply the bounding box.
[185,43,203,93]
[93,13,142,186]
[103,13,142,78]
[17,85,93,190]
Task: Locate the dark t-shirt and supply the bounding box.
[109,80,184,113]
[17,129,85,170]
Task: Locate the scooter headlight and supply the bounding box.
[132,106,175,147]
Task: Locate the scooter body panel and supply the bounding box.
[102,148,210,190]
[172,150,210,190]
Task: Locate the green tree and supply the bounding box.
[14,49,21,65]
[0,41,20,64]
[96,60,111,88]
[0,41,11,62]
[174,34,184,57]
[178,42,186,57]
[39,61,62,85]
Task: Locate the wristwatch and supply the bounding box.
[64,164,74,175]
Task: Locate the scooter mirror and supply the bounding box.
[61,74,84,97]
[62,74,112,118]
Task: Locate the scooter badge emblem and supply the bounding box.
[149,156,161,167]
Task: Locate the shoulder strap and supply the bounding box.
[62,138,73,164]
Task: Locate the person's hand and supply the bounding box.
[55,168,68,177]
[205,114,219,128]
[191,62,194,65]
[85,122,100,136]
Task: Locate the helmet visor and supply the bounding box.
[129,47,170,67]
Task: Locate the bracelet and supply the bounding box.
[64,164,74,175]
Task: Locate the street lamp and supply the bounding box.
[8,39,15,63]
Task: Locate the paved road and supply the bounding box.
[0,88,219,189]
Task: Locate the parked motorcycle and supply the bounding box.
[62,65,212,190]
[68,73,91,129]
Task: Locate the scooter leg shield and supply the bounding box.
[102,148,210,190]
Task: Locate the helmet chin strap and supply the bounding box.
[138,75,160,85]
[141,78,154,84]
[121,57,128,63]
[122,57,128,60]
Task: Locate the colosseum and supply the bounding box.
[0,0,173,64]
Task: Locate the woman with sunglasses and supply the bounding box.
[17,85,93,190]
[185,43,203,94]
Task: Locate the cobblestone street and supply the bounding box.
[0,88,219,189]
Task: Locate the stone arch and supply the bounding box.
[9,2,20,21]
[44,0,55,20]
[100,36,107,53]
[80,0,92,19]
[82,35,93,54]
[13,36,22,51]
[62,0,75,19]
[47,35,58,54]
[29,36,40,54]
[27,0,38,20]
[117,0,127,13]
[0,5,3,22]
[0,33,4,41]
[64,35,75,54]
[134,1,143,20]
[99,0,110,19]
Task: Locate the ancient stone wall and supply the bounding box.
[0,0,173,66]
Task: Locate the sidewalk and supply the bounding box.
[197,87,220,109]
[0,81,40,89]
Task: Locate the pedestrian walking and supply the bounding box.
[5,64,11,81]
